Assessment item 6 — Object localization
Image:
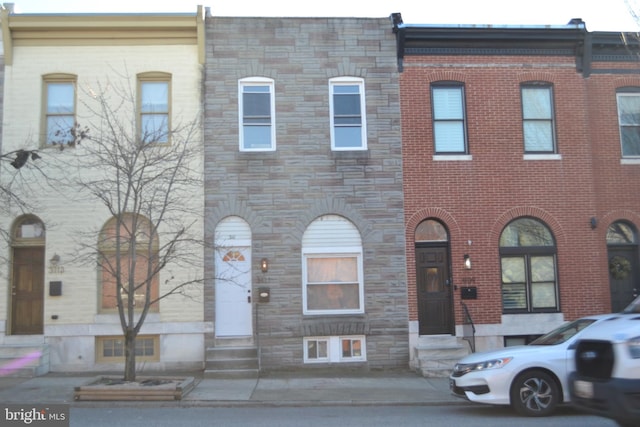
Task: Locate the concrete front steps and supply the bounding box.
[204,337,258,379]
[414,335,471,378]
[0,335,49,377]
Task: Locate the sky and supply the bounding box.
[8,0,640,32]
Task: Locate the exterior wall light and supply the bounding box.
[464,254,471,270]
[261,258,269,273]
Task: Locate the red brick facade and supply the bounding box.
[396,20,640,347]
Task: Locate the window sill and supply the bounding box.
[302,311,365,317]
[621,158,640,165]
[239,148,276,153]
[95,313,161,323]
[433,154,472,161]
[523,154,562,161]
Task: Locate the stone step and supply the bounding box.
[203,368,259,379]
[213,336,254,347]
[205,356,258,371]
[206,346,257,360]
[414,336,471,378]
[205,345,259,378]
[0,335,46,345]
[0,344,49,378]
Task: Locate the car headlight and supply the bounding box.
[453,357,513,376]
[628,336,640,359]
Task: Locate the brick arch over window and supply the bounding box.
[614,77,640,89]
[406,208,462,243]
[205,199,262,238]
[600,209,640,236]
[517,72,555,84]
[491,207,566,247]
[296,197,372,244]
[427,71,466,83]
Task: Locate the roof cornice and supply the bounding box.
[1,6,206,65]
[391,13,640,76]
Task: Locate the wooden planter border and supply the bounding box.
[74,376,196,401]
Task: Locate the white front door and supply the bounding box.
[215,246,253,337]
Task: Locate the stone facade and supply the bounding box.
[204,17,408,370]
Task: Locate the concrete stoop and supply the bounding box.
[0,336,50,378]
[414,335,471,378]
[204,337,258,379]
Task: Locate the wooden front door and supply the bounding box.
[11,247,45,335]
[416,245,453,335]
[608,247,639,312]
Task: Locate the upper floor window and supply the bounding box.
[329,77,367,150]
[43,74,76,146]
[521,84,556,153]
[138,73,171,144]
[616,88,640,157]
[239,77,275,151]
[431,83,467,154]
[499,217,558,313]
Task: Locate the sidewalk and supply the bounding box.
[0,370,467,407]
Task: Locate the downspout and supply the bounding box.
[1,6,12,66]
[582,31,593,78]
[391,13,405,73]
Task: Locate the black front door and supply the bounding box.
[416,245,453,335]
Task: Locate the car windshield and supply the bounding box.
[622,296,640,313]
[529,318,597,346]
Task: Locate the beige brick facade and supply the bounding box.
[0,10,206,372]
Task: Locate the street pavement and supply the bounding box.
[0,370,466,407]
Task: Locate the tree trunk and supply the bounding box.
[124,329,137,382]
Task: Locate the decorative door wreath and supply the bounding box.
[609,255,632,280]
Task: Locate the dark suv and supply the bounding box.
[569,297,640,427]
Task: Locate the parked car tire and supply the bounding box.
[510,370,560,417]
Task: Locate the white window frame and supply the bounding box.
[431,83,467,154]
[302,247,364,315]
[303,336,366,363]
[521,84,556,154]
[616,90,640,158]
[239,77,276,152]
[329,77,367,151]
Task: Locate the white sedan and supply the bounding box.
[449,313,617,416]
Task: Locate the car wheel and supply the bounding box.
[509,370,560,417]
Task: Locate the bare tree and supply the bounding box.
[0,147,46,247]
[62,78,203,381]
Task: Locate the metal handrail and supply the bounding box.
[461,301,476,353]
